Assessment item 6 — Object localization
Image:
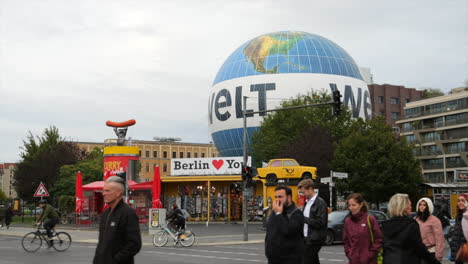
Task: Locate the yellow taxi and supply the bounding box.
[257,159,317,184]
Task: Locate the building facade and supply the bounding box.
[396,91,468,213]
[368,84,423,127]
[77,139,219,180]
[0,163,17,198]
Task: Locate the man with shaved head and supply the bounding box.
[93,176,142,264]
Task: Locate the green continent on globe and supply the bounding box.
[243,32,305,74]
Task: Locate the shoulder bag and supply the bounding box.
[367,215,383,264]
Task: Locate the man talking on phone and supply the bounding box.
[265,186,304,264]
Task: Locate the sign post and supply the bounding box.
[326,171,348,209]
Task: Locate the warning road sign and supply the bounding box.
[34,183,50,197]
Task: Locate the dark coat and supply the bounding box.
[343,212,383,264]
[381,216,440,264]
[304,195,328,245]
[93,199,142,264]
[448,213,467,260]
[265,201,304,264]
[5,207,13,225]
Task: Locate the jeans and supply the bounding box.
[304,242,321,264]
[43,218,59,238]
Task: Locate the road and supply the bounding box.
[0,234,454,263]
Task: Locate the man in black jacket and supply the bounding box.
[298,179,328,264]
[93,176,142,264]
[265,185,304,264]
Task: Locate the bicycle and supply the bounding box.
[21,224,72,253]
[152,224,196,247]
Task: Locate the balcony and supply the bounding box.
[422,163,444,170]
[446,161,467,168]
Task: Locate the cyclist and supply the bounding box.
[166,204,185,235]
[35,199,59,246]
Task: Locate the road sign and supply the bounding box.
[320,177,331,183]
[33,183,50,197]
[333,172,348,179]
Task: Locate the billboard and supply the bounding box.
[170,157,251,176]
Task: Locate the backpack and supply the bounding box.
[180,209,190,220]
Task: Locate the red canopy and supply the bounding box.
[82,180,144,191]
[152,165,163,208]
[75,171,83,213]
[130,181,153,191]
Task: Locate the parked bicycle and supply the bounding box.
[21,224,72,253]
[152,224,195,247]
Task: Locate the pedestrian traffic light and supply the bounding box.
[241,165,249,181]
[332,90,342,116]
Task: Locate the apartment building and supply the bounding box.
[368,84,423,127]
[76,139,218,180]
[0,163,17,198]
[396,91,468,195]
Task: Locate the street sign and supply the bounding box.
[329,182,335,187]
[320,177,331,183]
[33,183,50,197]
[333,172,348,179]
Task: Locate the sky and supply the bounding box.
[0,0,467,162]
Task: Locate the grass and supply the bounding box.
[12,215,36,224]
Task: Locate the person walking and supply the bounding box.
[297,179,328,264]
[35,199,60,246]
[414,198,445,263]
[265,186,304,264]
[0,204,6,228]
[93,176,142,264]
[5,205,13,229]
[342,193,382,264]
[448,194,468,264]
[381,193,440,264]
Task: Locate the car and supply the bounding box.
[257,159,317,184]
[31,207,43,215]
[324,210,389,246]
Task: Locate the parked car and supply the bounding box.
[31,207,43,215]
[324,210,389,246]
[257,159,317,184]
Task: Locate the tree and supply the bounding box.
[51,148,104,197]
[251,89,354,168]
[0,189,7,201]
[421,88,444,99]
[13,126,85,201]
[332,118,422,206]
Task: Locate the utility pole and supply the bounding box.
[242,95,248,241]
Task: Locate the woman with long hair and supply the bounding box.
[343,193,382,264]
[381,193,440,264]
[414,198,445,262]
[448,194,468,264]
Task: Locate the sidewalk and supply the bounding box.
[0,222,266,246]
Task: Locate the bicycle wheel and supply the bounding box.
[179,230,195,247]
[52,232,72,252]
[22,232,42,253]
[152,231,168,247]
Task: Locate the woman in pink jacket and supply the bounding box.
[343,193,383,264]
[415,197,445,263]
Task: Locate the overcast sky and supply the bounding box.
[1,0,467,162]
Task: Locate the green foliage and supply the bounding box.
[251,89,354,164]
[51,147,104,197]
[0,189,7,200]
[13,126,86,201]
[332,118,422,205]
[58,195,75,213]
[422,88,444,99]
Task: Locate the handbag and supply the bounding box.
[367,215,384,264]
[456,242,468,262]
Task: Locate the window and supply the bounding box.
[187,152,191,158]
[172,152,176,158]
[390,97,399,104]
[391,112,400,120]
[194,153,198,158]
[406,99,410,103]
[146,163,149,172]
[201,153,205,158]
[163,163,167,172]
[380,111,385,116]
[180,152,184,158]
[138,150,142,157]
[378,96,384,103]
[145,150,150,158]
[153,151,158,158]
[271,160,282,167]
[284,160,298,166]
[163,151,168,158]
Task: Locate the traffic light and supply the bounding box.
[332,90,342,116]
[116,171,127,182]
[241,165,249,181]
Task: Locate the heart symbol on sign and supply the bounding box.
[212,160,224,170]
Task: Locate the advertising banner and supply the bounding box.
[103,155,139,179]
[170,156,251,176]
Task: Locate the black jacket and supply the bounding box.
[265,202,304,264]
[381,216,440,264]
[304,195,328,245]
[448,213,467,260]
[93,200,142,264]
